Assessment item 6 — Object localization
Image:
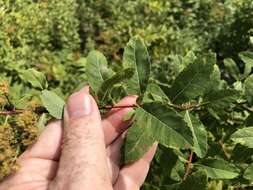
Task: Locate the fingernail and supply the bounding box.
[67,92,92,119]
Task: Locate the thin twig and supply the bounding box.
[4,94,14,109]
[0,110,24,115]
[0,102,203,116]
[99,105,138,109]
[0,105,138,116]
[183,151,193,181]
[0,107,48,115]
[218,140,230,159]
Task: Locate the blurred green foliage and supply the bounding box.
[1,0,253,189]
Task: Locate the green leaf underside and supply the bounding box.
[97,68,135,102]
[40,90,65,119]
[245,75,253,105]
[123,36,151,97]
[167,58,214,104]
[184,111,208,158]
[196,158,240,179]
[19,68,47,90]
[86,50,109,93]
[124,102,193,162]
[231,127,253,148]
[244,163,253,180]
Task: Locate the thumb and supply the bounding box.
[50,87,112,190]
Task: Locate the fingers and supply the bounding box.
[20,87,136,162]
[19,87,91,161]
[50,88,112,190]
[114,143,158,190]
[0,159,57,189]
[102,95,137,145]
[17,158,58,180]
[107,133,126,184]
[19,120,63,161]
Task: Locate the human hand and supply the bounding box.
[0,86,157,190]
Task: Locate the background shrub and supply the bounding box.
[1,0,253,189]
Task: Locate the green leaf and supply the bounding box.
[208,181,223,190]
[184,111,208,158]
[203,89,239,109]
[40,90,65,119]
[143,83,169,103]
[244,75,253,105]
[243,163,253,180]
[246,113,253,126]
[123,36,151,98]
[166,57,214,104]
[123,110,135,122]
[37,113,47,134]
[97,68,135,102]
[124,121,155,163]
[143,171,208,190]
[231,144,253,163]
[231,127,253,148]
[86,50,110,93]
[19,68,48,90]
[205,65,222,92]
[124,102,193,162]
[155,147,183,182]
[196,158,240,179]
[224,58,240,80]
[239,51,253,77]
[178,170,208,190]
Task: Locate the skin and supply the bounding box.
[0,86,157,190]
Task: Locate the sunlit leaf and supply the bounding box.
[19,68,48,90]
[243,163,253,180]
[196,158,240,179]
[86,50,110,93]
[184,111,207,158]
[239,51,253,77]
[166,57,214,104]
[97,68,135,102]
[244,75,253,105]
[123,36,151,98]
[231,127,253,148]
[224,58,240,80]
[124,102,193,162]
[40,90,65,119]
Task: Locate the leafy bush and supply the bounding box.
[1,0,253,189]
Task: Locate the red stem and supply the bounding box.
[0,110,24,115]
[183,151,193,181]
[100,105,138,109]
[0,105,138,116]
[0,102,203,116]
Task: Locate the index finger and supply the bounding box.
[102,95,137,145]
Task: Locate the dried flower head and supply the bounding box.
[0,80,9,95]
[0,124,17,180]
[0,96,7,105]
[27,99,42,109]
[16,111,39,147]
